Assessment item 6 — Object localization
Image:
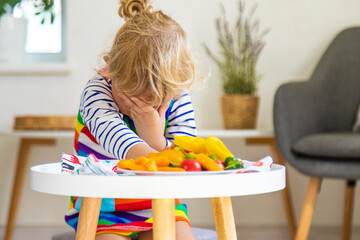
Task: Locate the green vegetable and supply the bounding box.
[184,153,197,160]
[224,156,236,166]
[225,162,242,170]
[207,153,217,161]
[224,157,244,170]
[169,162,181,167]
[174,146,186,154]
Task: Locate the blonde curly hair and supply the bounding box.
[104,0,195,108]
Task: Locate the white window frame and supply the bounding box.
[24,0,66,63]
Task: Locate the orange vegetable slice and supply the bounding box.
[144,159,158,172]
[146,152,158,158]
[148,156,170,167]
[116,160,147,171]
[133,156,150,166]
[158,167,186,172]
[195,153,223,171]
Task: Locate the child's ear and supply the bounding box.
[103,56,109,63]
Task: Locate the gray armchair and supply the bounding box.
[274,27,360,240]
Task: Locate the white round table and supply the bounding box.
[1,129,297,240]
[30,162,285,240]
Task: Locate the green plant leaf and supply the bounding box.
[0,0,20,18]
[203,0,269,95]
[0,0,56,24]
[6,0,21,9]
[33,0,55,24]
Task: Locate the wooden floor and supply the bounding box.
[1,225,360,240]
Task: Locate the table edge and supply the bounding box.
[30,163,285,199]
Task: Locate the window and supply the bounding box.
[13,0,66,63]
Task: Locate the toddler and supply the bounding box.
[66,0,197,239]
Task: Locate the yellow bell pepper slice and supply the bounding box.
[157,149,185,164]
[205,136,233,162]
[174,135,207,153]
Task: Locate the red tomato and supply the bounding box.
[179,159,202,171]
[215,159,225,170]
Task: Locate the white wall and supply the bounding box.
[1,0,360,228]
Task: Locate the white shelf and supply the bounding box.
[197,129,273,138]
[0,129,74,138]
[0,63,71,75]
[0,129,273,139]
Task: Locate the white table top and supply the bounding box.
[0,129,273,139]
[30,163,285,199]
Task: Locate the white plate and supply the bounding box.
[115,168,244,176]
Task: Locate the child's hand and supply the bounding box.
[117,93,170,151]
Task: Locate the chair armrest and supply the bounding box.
[273,80,321,165]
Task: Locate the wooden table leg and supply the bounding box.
[4,138,55,240]
[246,137,297,240]
[76,197,102,240]
[211,197,237,240]
[152,199,176,240]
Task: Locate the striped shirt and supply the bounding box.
[74,73,197,160]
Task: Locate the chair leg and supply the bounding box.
[295,177,322,240]
[342,180,356,240]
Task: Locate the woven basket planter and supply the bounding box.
[221,94,259,129]
[14,115,76,130]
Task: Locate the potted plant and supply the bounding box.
[0,0,55,23]
[204,0,268,129]
[0,0,55,62]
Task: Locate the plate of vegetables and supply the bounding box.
[115,135,246,176]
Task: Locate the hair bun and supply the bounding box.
[118,0,152,19]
